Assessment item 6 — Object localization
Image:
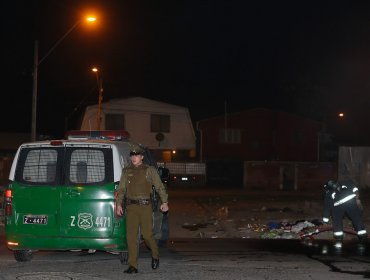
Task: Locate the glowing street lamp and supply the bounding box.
[91,67,104,130]
[31,16,97,141]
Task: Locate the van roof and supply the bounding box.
[17,138,143,148]
[65,130,130,141]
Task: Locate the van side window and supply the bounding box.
[69,149,106,184]
[21,149,58,183]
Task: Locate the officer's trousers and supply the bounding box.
[126,204,159,269]
[332,199,366,239]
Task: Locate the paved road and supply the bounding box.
[0,235,369,280]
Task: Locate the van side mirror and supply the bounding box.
[158,166,170,184]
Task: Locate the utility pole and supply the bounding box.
[30,16,97,141]
[96,77,103,130]
[92,67,104,130]
[31,41,39,141]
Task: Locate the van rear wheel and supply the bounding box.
[14,249,34,262]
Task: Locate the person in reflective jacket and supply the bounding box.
[322,179,367,242]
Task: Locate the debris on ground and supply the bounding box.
[260,219,323,239]
[182,222,208,231]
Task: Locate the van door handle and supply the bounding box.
[67,189,81,196]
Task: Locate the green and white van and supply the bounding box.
[3,130,169,262]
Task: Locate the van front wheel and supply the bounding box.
[14,250,34,262]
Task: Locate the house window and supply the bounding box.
[151,114,170,132]
[219,129,241,144]
[105,114,125,130]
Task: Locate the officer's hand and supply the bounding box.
[160,203,169,212]
[116,205,123,216]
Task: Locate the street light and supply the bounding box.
[31,16,97,141]
[91,67,104,130]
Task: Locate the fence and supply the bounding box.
[244,161,337,192]
[159,160,337,190]
[161,162,207,186]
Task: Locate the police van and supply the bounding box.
[3,130,169,262]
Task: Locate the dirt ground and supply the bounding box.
[168,188,370,241]
[1,188,369,242]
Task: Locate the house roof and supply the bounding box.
[85,96,188,114]
[197,107,322,126]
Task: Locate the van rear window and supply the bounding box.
[22,149,58,183]
[69,149,105,184]
[15,147,113,185]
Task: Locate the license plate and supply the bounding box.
[23,215,48,225]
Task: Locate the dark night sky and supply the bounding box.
[3,1,370,143]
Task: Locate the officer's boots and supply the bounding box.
[152,258,159,269]
[124,266,138,274]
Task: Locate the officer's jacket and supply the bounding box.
[116,163,168,207]
[322,180,359,221]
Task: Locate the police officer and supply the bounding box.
[116,146,169,274]
[322,179,367,245]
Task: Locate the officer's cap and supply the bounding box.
[129,147,144,156]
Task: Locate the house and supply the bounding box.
[197,108,322,162]
[197,108,333,189]
[80,97,196,162]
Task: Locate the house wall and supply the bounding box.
[275,112,320,161]
[198,108,321,162]
[80,98,196,160]
[122,109,195,151]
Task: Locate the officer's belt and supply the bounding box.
[127,198,151,205]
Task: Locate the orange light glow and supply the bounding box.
[7,241,19,246]
[86,17,96,22]
[79,10,100,30]
[338,112,344,118]
[5,189,12,198]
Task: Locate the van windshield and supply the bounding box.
[15,147,113,186]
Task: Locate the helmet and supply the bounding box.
[325,180,338,191]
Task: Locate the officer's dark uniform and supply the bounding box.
[116,148,168,272]
[322,179,367,242]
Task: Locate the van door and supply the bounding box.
[59,146,115,238]
[12,147,62,237]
